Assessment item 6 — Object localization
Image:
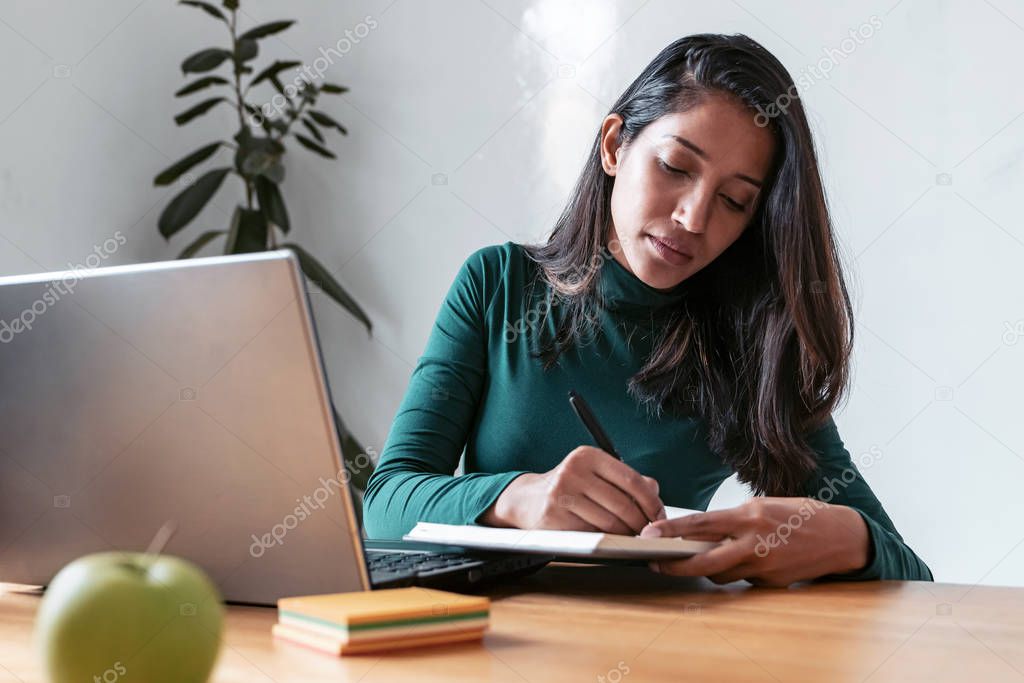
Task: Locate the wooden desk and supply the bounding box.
[3,563,1023,682]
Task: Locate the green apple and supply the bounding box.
[34,551,224,683]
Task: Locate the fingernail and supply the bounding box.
[640,524,662,538]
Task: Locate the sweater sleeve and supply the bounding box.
[361,246,530,540]
[802,415,933,581]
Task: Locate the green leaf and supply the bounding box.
[268,119,288,136]
[222,0,238,9]
[320,83,349,94]
[181,48,232,74]
[237,132,286,157]
[239,147,283,181]
[158,167,232,239]
[234,124,253,146]
[175,75,229,97]
[239,20,295,40]
[269,74,288,98]
[250,60,301,86]
[234,38,258,64]
[240,150,274,176]
[256,176,289,233]
[241,102,270,130]
[154,142,222,186]
[294,133,336,159]
[225,206,269,253]
[263,162,284,184]
[173,97,227,125]
[252,134,285,155]
[177,230,226,258]
[235,126,288,179]
[301,117,324,144]
[333,407,374,493]
[179,1,226,21]
[283,242,372,334]
[235,134,285,178]
[307,109,347,135]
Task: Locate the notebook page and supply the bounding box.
[663,506,702,520]
[406,522,604,552]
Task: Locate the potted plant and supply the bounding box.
[153,0,374,492]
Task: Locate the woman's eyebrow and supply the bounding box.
[663,133,708,159]
[661,134,763,188]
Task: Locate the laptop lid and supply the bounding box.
[0,250,371,604]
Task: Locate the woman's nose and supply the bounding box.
[671,189,712,234]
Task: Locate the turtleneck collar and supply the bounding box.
[596,252,688,319]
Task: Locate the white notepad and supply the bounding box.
[403,506,716,559]
[664,505,702,520]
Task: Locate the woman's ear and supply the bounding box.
[599,114,624,176]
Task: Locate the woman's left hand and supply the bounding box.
[642,497,871,587]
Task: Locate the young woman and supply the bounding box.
[363,33,932,586]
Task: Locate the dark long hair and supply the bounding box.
[522,33,854,497]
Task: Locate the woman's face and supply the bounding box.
[600,94,776,291]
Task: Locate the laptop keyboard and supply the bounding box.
[365,547,553,589]
[366,550,484,579]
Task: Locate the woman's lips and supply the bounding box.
[647,234,691,266]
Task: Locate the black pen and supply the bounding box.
[568,389,655,525]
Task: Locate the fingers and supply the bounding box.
[644,507,745,540]
[562,494,633,535]
[650,559,781,587]
[551,447,664,533]
[650,560,755,585]
[650,537,753,578]
[582,476,652,533]
[706,563,758,585]
[643,526,728,542]
[588,452,664,523]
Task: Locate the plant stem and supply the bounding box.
[229,7,254,212]
[288,96,311,135]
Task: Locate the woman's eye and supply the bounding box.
[658,158,747,211]
[722,195,747,212]
[657,159,689,176]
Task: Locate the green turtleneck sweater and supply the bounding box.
[363,242,933,582]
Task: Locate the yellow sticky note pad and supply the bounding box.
[277,586,490,628]
[274,586,490,655]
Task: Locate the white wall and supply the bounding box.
[1,0,1022,587]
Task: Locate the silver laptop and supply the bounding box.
[0,251,371,603]
[0,250,548,605]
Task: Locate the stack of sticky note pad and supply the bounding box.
[272,587,490,655]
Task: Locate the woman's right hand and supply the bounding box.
[479,445,666,535]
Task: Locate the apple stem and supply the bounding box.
[145,520,178,557]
